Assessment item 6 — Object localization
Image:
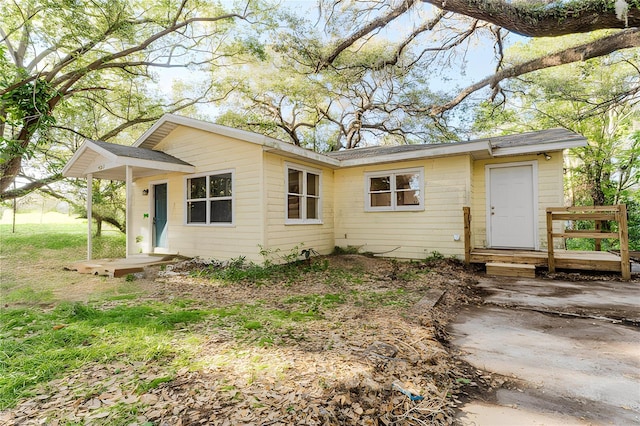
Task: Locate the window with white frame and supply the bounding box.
[286,164,321,223]
[186,171,233,224]
[365,168,424,211]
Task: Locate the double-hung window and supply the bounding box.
[286,164,321,224]
[365,168,424,211]
[186,171,233,224]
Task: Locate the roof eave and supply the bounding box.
[263,139,341,168]
[492,138,588,157]
[337,140,493,167]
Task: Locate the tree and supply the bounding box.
[313,0,640,116]
[0,0,252,201]
[215,8,462,149]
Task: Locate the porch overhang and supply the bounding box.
[62,139,195,180]
[62,139,195,261]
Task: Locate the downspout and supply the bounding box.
[87,173,93,260]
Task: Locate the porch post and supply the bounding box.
[125,165,132,258]
[86,173,93,260]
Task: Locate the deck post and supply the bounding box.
[594,220,602,251]
[463,207,471,264]
[546,209,555,273]
[619,204,630,281]
[86,173,93,260]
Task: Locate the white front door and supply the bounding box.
[487,164,536,249]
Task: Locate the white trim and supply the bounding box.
[485,161,539,250]
[492,139,586,157]
[364,167,425,212]
[133,114,341,168]
[149,179,169,253]
[86,173,93,260]
[125,165,133,258]
[285,162,323,225]
[183,169,235,226]
[341,141,492,168]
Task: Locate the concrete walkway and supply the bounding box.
[451,276,640,425]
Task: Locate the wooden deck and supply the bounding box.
[66,254,182,278]
[470,249,624,273]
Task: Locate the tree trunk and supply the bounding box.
[421,0,640,37]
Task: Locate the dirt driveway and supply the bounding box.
[450,276,640,425]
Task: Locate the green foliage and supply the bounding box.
[0,0,248,199]
[425,251,444,262]
[193,254,329,285]
[333,246,360,255]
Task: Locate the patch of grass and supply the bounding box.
[136,376,174,394]
[0,301,210,409]
[0,222,125,260]
[282,293,347,312]
[2,287,55,304]
[205,304,321,347]
[352,289,412,308]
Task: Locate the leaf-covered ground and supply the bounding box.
[1,255,485,425]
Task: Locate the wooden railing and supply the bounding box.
[546,205,630,280]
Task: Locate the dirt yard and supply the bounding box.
[2,255,501,425]
[4,253,636,426]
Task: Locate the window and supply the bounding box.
[186,171,233,224]
[365,168,424,211]
[286,164,321,224]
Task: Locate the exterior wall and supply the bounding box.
[333,156,472,259]
[130,127,265,262]
[470,153,565,250]
[263,153,335,261]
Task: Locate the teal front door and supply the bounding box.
[153,183,168,249]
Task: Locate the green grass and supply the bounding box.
[0,299,323,409]
[0,301,210,409]
[0,222,125,259]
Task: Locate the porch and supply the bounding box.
[463,205,632,280]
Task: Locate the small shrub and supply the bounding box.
[333,246,360,255]
[425,250,444,262]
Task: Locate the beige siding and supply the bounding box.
[263,153,335,261]
[333,157,472,259]
[131,127,265,262]
[470,153,565,250]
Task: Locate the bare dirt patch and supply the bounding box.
[1,255,487,425]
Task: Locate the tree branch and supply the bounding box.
[429,28,640,115]
[319,0,419,70]
[0,173,63,201]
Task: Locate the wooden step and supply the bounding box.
[486,262,536,278]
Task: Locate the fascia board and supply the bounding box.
[338,140,492,167]
[133,115,341,170]
[62,142,89,177]
[134,114,271,148]
[263,139,341,168]
[493,138,587,157]
[62,140,116,177]
[120,156,196,173]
